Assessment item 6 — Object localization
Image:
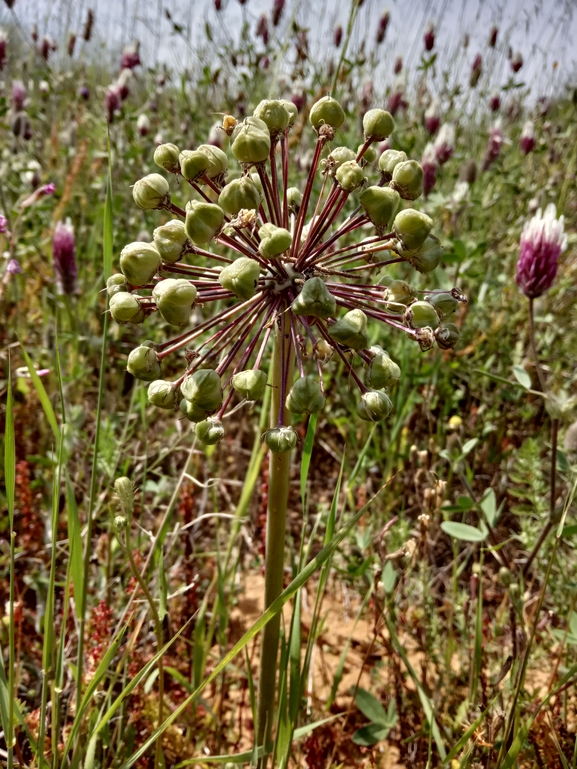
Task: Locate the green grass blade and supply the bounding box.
[443,693,499,763]
[300,413,317,507]
[20,345,60,441]
[103,132,114,281]
[3,361,16,754]
[118,484,385,769]
[65,475,84,619]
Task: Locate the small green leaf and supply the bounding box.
[352,722,391,746]
[457,495,474,510]
[562,524,577,538]
[480,488,498,526]
[512,365,531,389]
[441,522,488,542]
[382,561,397,594]
[355,688,388,724]
[20,346,60,441]
[461,438,478,456]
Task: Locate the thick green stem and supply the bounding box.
[256,327,294,760]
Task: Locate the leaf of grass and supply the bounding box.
[2,361,16,750]
[65,476,84,619]
[300,413,317,507]
[103,132,114,281]
[20,345,60,441]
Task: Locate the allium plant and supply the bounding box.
[109,96,465,751]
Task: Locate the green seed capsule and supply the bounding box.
[366,347,401,388]
[231,118,271,165]
[196,144,228,179]
[378,149,407,181]
[232,369,268,400]
[195,418,225,445]
[179,398,208,422]
[179,150,210,182]
[335,160,364,191]
[253,99,290,134]
[435,322,460,350]
[362,108,395,142]
[393,209,433,251]
[427,292,458,319]
[109,292,145,324]
[153,143,180,173]
[127,345,162,382]
[185,200,225,245]
[286,187,302,212]
[390,160,424,200]
[147,380,178,409]
[132,173,170,210]
[114,476,134,515]
[357,390,393,422]
[290,277,336,319]
[286,375,326,414]
[263,426,298,454]
[250,172,264,195]
[153,220,189,263]
[219,177,262,215]
[358,143,377,164]
[218,257,261,300]
[359,186,400,227]
[326,146,356,175]
[120,242,161,286]
[180,369,223,411]
[309,96,345,130]
[329,309,368,350]
[405,300,440,330]
[385,279,418,311]
[152,278,197,326]
[258,223,292,258]
[400,234,443,273]
[107,273,127,296]
[280,99,298,127]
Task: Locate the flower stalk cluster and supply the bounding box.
[109,96,466,452]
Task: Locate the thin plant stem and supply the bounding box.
[256,325,294,763]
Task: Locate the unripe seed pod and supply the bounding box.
[232,369,268,400]
[435,322,460,350]
[195,418,225,445]
[107,273,127,296]
[114,476,134,515]
[253,99,290,134]
[360,186,400,227]
[179,149,210,182]
[219,177,262,215]
[287,186,302,212]
[280,99,298,127]
[132,173,170,210]
[390,160,424,200]
[109,292,145,323]
[427,292,458,319]
[357,390,393,422]
[326,146,356,175]
[258,223,292,258]
[147,379,178,409]
[181,369,223,411]
[218,257,261,300]
[250,172,264,194]
[385,280,418,313]
[120,242,161,286]
[329,309,368,350]
[127,345,162,381]
[154,142,180,172]
[179,398,207,422]
[358,143,377,164]
[286,375,326,414]
[366,347,401,388]
[400,234,443,273]
[264,425,298,454]
[498,567,512,587]
[196,144,228,178]
[291,277,336,319]
[405,300,439,329]
[153,220,189,263]
[335,160,364,191]
[309,96,345,130]
[393,209,433,251]
[231,118,271,164]
[152,278,197,326]
[314,339,334,363]
[378,149,407,180]
[185,201,224,245]
[363,108,395,142]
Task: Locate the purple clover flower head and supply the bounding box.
[6,259,21,275]
[256,14,269,46]
[0,28,7,69]
[482,120,504,170]
[516,204,567,299]
[422,143,437,196]
[105,85,121,123]
[488,25,498,47]
[272,0,285,26]
[121,42,141,70]
[137,113,151,137]
[434,123,455,165]
[423,22,435,52]
[424,99,441,134]
[53,219,78,295]
[41,183,56,196]
[520,120,535,155]
[12,79,26,111]
[489,90,501,112]
[511,51,523,73]
[376,11,389,44]
[0,213,7,233]
[78,85,90,100]
[470,54,482,87]
[394,56,403,74]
